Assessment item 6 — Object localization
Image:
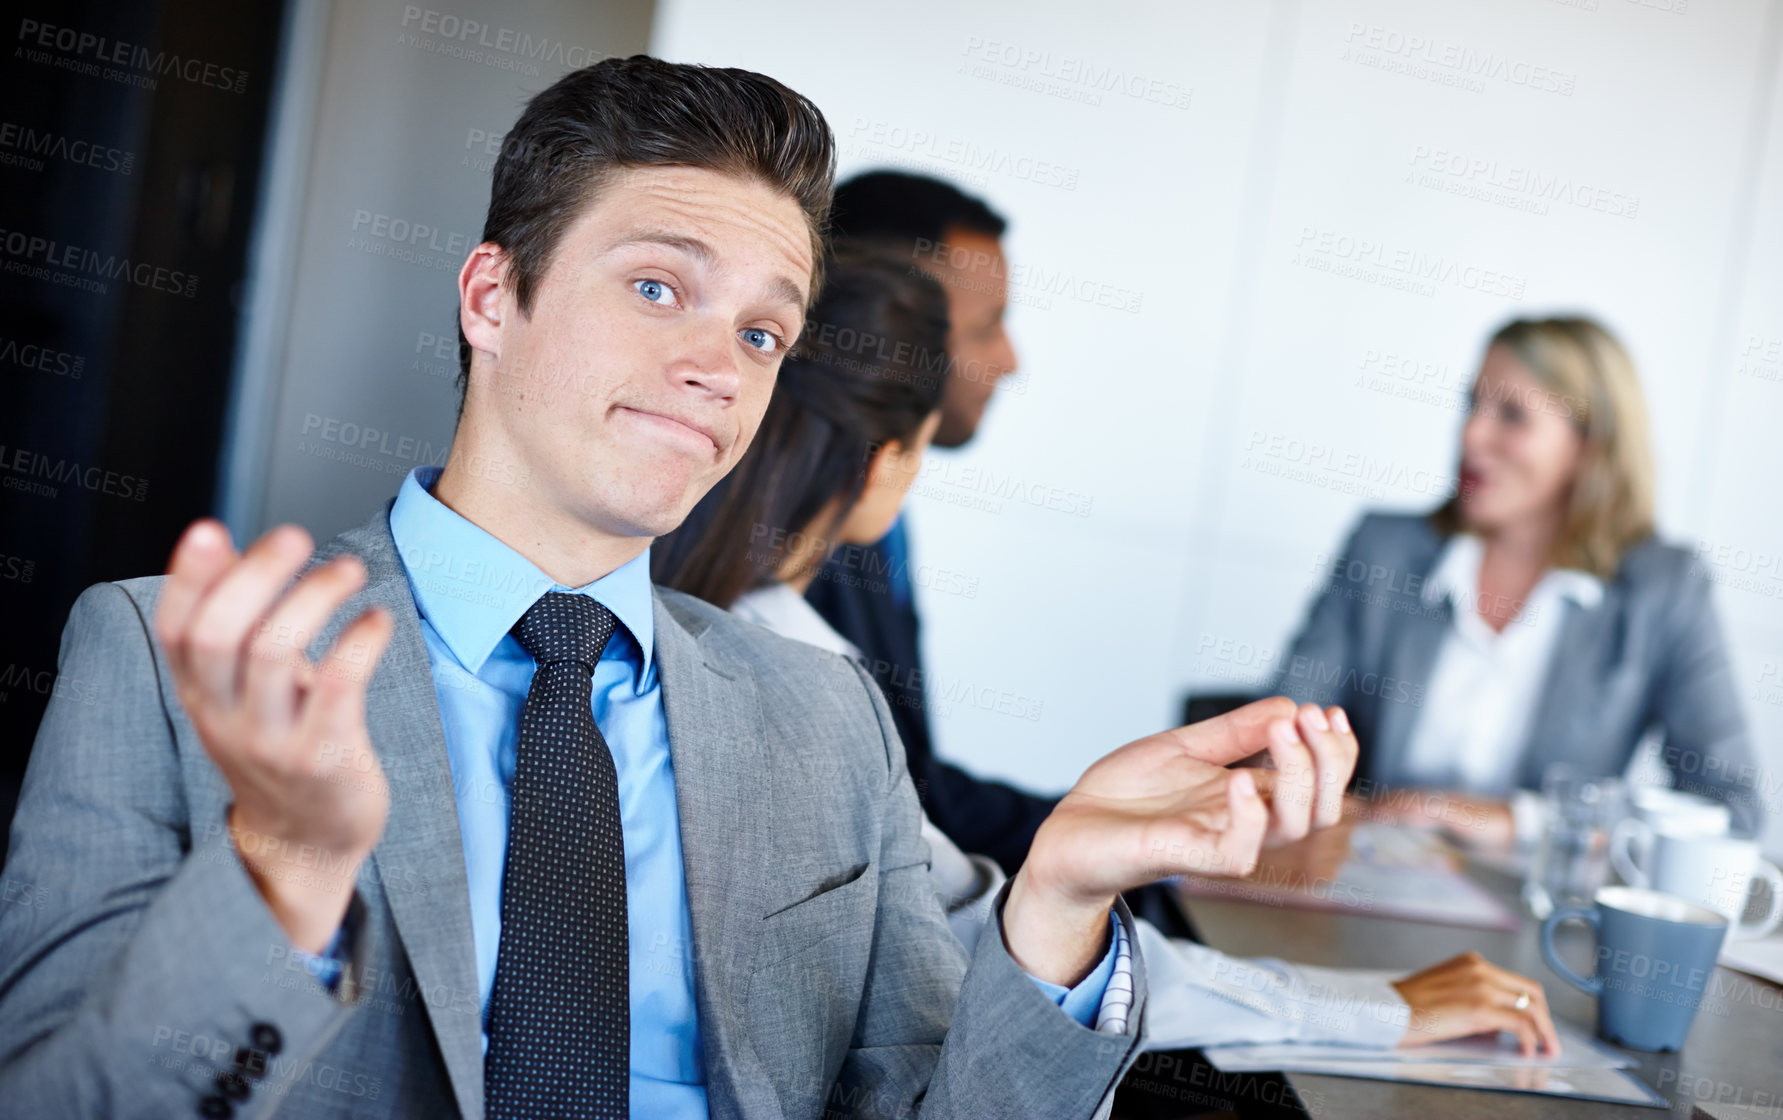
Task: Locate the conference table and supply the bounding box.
[1144,851,1783,1119]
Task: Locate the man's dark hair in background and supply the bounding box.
[810,171,1052,874]
[828,172,1010,448]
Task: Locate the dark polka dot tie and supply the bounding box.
[485,592,628,1119]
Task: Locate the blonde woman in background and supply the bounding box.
[1278,317,1764,845]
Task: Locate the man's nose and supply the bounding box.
[995,330,1019,380]
[669,321,741,400]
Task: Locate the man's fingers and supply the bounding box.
[184,526,315,708]
[1263,719,1315,843]
[1217,769,1268,877]
[309,607,394,734]
[156,520,239,673]
[243,555,369,730]
[1308,705,1358,827]
[1171,696,1299,766]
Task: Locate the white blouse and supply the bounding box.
[1398,534,1603,839]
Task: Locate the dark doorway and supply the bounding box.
[0,0,289,858]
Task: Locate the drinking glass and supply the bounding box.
[1523,764,1627,919]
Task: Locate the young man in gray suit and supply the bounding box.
[0,56,1356,1119]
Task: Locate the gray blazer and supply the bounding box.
[1274,512,1766,836]
[0,504,1146,1119]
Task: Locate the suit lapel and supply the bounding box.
[652,593,777,1115]
[318,507,486,1118]
[1517,594,1621,787]
[1370,600,1450,788]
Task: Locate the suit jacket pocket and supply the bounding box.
[753,861,876,968]
[745,862,877,1110]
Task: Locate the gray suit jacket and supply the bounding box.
[1273,512,1765,836]
[0,504,1147,1119]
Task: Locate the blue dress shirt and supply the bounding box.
[322,467,1118,1118]
[390,466,702,1114]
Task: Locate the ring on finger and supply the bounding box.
[1513,990,1531,1012]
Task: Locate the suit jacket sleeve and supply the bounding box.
[1648,559,1768,836]
[921,756,1057,875]
[0,582,375,1119]
[829,658,1147,1119]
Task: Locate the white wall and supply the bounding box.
[225,0,653,539]
[652,0,1783,853]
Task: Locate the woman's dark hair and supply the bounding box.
[456,54,837,404]
[652,242,950,608]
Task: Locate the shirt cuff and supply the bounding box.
[1291,964,1413,1048]
[286,905,358,996]
[1022,911,1131,1030]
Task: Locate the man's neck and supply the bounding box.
[432,450,649,590]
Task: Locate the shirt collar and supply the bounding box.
[1420,531,1604,610]
[389,466,656,675]
[1546,567,1605,609]
[733,583,863,661]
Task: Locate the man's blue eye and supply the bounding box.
[741,328,779,353]
[636,279,669,303]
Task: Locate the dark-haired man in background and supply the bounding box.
[0,57,1359,1120]
[809,172,1055,873]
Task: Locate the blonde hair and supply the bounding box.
[1432,316,1655,578]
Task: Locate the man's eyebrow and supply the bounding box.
[763,274,807,313]
[603,229,716,264]
[606,227,808,313]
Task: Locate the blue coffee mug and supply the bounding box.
[1541,885,1729,1051]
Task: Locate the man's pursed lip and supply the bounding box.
[615,405,720,452]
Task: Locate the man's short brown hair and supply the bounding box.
[456,54,836,401]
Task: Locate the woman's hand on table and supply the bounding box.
[1391,952,1560,1057]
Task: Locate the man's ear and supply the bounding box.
[861,439,907,493]
[459,242,509,369]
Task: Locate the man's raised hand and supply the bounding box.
[154,520,394,952]
[1001,697,1358,986]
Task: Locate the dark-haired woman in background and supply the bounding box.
[1278,317,1763,845]
[655,244,1562,1055]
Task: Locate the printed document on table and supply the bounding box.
[1239,1060,1667,1108]
[1204,1012,1627,1072]
[1177,823,1519,930]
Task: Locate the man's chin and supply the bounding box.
[933,415,981,449]
[596,477,710,541]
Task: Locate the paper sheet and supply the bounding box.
[1203,1015,1628,1072]
[1202,1003,1665,1108]
[1719,933,1783,987]
[1178,823,1521,930]
[1260,1060,1667,1107]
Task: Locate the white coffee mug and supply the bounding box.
[1611,788,1731,886]
[1619,826,1783,940]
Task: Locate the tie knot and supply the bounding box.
[511,592,619,671]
